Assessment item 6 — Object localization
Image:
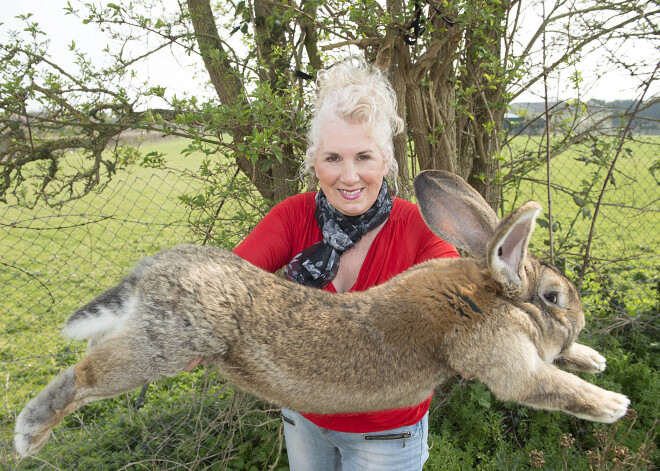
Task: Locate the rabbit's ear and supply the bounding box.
[486,201,541,295]
[413,170,499,258]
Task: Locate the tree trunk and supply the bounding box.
[187,0,307,203]
[252,0,302,202]
[458,1,506,210]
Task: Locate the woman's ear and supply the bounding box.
[382,155,391,176]
[313,158,320,180]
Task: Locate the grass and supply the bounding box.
[503,135,658,254]
[1,136,658,469]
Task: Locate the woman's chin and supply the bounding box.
[335,201,369,217]
[326,188,380,216]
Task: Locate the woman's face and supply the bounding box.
[314,120,390,217]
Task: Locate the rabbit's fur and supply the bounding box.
[14,171,629,458]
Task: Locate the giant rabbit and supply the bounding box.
[15,170,629,457]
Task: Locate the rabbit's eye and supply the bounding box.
[543,292,558,304]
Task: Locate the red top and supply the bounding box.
[233,192,459,433]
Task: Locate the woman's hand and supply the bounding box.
[183,356,204,372]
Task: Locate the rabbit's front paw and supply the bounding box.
[598,391,630,423]
[577,390,630,423]
[586,349,606,373]
[559,343,607,373]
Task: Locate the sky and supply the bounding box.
[2,0,211,108]
[3,0,658,107]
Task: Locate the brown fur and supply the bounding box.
[14,171,629,458]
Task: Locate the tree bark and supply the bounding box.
[459,0,506,210]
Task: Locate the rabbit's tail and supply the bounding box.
[63,257,155,341]
[63,278,138,340]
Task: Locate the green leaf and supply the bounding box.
[236,0,246,16]
[573,195,587,207]
[260,159,272,172]
[469,383,492,409]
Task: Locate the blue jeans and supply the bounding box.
[281,409,429,471]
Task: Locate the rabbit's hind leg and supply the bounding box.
[15,331,167,457]
[14,366,78,457]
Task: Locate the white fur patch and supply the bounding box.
[14,397,38,457]
[543,345,562,363]
[14,431,31,457]
[63,296,136,341]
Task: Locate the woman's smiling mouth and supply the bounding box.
[339,188,364,200]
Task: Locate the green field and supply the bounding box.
[503,136,658,256]
[1,137,658,469]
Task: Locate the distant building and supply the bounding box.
[503,112,524,133]
[504,109,546,136]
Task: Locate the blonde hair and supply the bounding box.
[304,58,404,186]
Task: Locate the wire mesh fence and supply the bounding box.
[1,170,190,467]
[1,163,284,470]
[1,134,658,469]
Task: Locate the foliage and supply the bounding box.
[1,0,658,210]
[175,139,273,249]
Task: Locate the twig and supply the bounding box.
[202,167,241,246]
[0,260,56,311]
[541,1,554,265]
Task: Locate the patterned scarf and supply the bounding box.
[284,180,393,288]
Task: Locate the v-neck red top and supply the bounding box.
[233,192,459,432]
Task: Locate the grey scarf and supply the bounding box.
[284,180,393,288]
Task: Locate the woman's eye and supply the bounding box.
[325,155,339,162]
[543,292,558,304]
[357,154,372,161]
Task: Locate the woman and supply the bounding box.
[232,59,459,470]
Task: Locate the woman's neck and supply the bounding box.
[331,220,387,293]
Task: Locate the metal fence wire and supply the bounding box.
[1,167,284,470]
[1,136,658,470]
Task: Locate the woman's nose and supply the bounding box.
[339,160,359,185]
